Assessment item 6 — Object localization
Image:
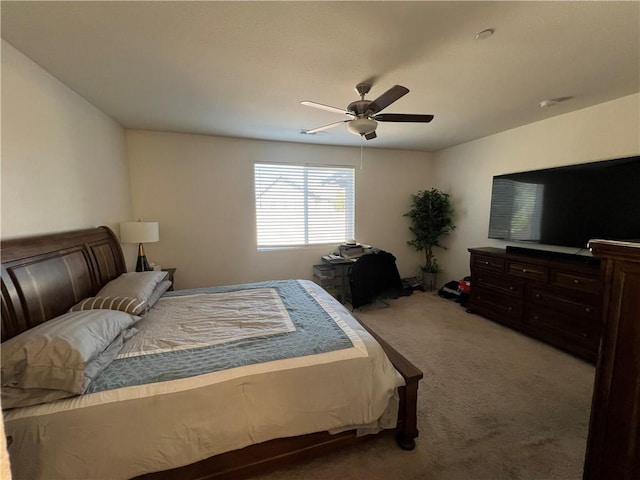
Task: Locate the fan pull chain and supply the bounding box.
[360,134,364,171]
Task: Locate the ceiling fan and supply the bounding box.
[301,83,434,140]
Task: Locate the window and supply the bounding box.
[255,163,355,248]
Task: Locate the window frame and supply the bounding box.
[254,161,356,250]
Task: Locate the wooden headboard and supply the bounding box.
[1,226,126,342]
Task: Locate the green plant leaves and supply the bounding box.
[404,189,456,273]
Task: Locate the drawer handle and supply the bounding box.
[585,307,591,313]
[573,279,580,284]
[509,286,514,291]
[582,332,588,338]
[533,315,539,320]
[484,261,489,265]
[535,293,541,299]
[508,307,513,311]
[522,269,528,273]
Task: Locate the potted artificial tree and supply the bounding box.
[404,188,456,291]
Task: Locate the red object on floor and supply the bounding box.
[458,277,471,293]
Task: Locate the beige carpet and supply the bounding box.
[250,292,595,480]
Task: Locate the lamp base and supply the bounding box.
[135,243,151,272]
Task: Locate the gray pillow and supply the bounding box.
[1,335,129,409]
[1,309,139,408]
[98,271,168,301]
[69,271,170,314]
[147,280,172,308]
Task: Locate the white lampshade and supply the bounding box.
[119,221,159,244]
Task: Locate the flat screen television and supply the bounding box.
[488,156,640,249]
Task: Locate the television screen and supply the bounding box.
[488,156,640,248]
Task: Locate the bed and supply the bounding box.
[1,226,423,479]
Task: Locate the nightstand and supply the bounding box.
[162,268,176,291]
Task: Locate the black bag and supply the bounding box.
[438,280,461,300]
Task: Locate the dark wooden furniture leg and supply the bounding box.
[358,318,424,450]
[396,377,420,450]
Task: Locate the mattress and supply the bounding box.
[4,279,404,479]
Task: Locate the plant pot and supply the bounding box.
[421,272,438,292]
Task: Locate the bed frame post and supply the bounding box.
[396,377,420,450]
[356,320,424,450]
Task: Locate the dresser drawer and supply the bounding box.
[473,255,505,273]
[471,287,522,321]
[526,306,601,346]
[507,261,549,282]
[312,274,340,288]
[528,286,600,321]
[475,272,524,297]
[552,270,600,294]
[313,264,336,279]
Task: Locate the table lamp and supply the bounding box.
[119,221,160,272]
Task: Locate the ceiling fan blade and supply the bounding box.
[375,113,434,123]
[367,85,410,114]
[364,131,377,140]
[303,119,350,134]
[301,101,350,116]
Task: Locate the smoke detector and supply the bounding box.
[475,28,495,40]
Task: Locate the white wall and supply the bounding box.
[127,131,434,289]
[0,41,133,240]
[433,93,640,283]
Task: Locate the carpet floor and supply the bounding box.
[250,292,595,480]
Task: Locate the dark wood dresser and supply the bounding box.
[583,240,640,480]
[467,246,602,362]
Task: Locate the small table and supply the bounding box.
[162,268,176,291]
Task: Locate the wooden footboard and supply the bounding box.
[136,323,423,480]
[363,322,423,450]
[137,357,421,480]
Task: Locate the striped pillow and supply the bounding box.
[70,296,147,315]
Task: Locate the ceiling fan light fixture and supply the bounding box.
[301,83,434,140]
[347,117,378,136]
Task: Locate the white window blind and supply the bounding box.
[255,163,355,248]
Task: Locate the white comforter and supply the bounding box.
[4,280,403,479]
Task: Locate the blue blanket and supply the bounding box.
[87,280,354,393]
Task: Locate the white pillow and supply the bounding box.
[1,310,139,408]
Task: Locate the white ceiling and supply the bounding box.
[2,1,639,152]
